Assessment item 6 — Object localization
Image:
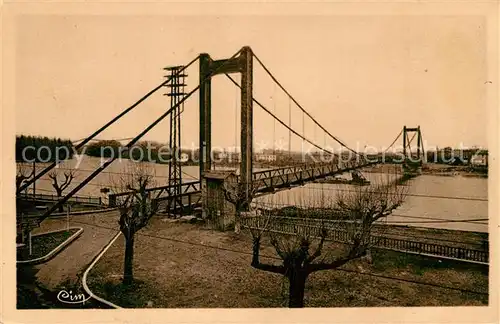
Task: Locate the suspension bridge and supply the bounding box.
[17,46,425,227]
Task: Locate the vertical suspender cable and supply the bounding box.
[224,73,336,156]
[302,111,305,159]
[235,81,238,159]
[252,52,359,156]
[314,123,316,155]
[273,83,276,155]
[288,96,291,155]
[324,132,326,159]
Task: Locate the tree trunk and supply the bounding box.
[234,210,241,234]
[288,269,307,308]
[362,248,373,264]
[21,227,30,244]
[56,191,64,213]
[123,234,135,285]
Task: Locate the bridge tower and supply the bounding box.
[402,125,425,173]
[199,46,253,200]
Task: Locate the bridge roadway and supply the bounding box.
[109,158,378,212]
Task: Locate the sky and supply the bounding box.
[14,14,489,152]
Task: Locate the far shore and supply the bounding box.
[362,163,487,178]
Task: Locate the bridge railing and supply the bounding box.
[251,159,373,181]
[17,192,102,206]
[241,215,488,264]
[249,159,376,192]
[108,180,201,207]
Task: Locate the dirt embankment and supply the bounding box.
[362,164,403,174]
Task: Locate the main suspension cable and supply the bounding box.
[38,49,244,221]
[19,55,200,193]
[383,129,403,153]
[252,51,360,156]
[225,74,335,155]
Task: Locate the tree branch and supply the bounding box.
[306,228,327,264]
[307,249,365,273]
[251,262,286,274]
[60,171,75,191]
[251,236,285,274]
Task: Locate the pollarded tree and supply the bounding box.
[111,163,160,285]
[48,169,76,212]
[16,163,34,193]
[249,178,408,307]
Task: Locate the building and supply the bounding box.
[213,151,241,163]
[255,153,277,162]
[179,152,189,163]
[470,150,488,166]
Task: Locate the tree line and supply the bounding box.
[16,135,74,162]
[83,140,198,163]
[16,135,198,164]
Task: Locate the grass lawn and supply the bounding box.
[17,228,79,261]
[87,218,488,308]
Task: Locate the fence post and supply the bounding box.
[67,204,71,230]
[109,195,116,207]
[29,232,32,256]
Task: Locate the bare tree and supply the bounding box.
[223,180,259,234]
[16,163,34,193]
[48,169,76,212]
[249,178,408,307]
[111,163,160,285]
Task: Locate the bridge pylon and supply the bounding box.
[402,125,425,174]
[199,46,254,223]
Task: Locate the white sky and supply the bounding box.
[14,14,489,152]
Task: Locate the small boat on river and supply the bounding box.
[314,170,370,185]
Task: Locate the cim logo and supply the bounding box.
[57,289,91,304]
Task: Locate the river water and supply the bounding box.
[19,156,488,233]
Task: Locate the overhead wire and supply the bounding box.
[253,201,487,225]
[293,185,488,202]
[64,217,489,296]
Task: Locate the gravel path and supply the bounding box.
[30,210,120,290]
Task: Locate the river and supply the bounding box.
[19,156,488,233]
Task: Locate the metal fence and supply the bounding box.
[241,216,489,264]
[18,192,102,205]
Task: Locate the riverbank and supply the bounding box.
[421,163,488,178]
[362,163,487,178]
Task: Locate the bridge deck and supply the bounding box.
[108,160,378,211]
[250,160,376,192]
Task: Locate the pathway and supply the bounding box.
[22,210,120,308]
